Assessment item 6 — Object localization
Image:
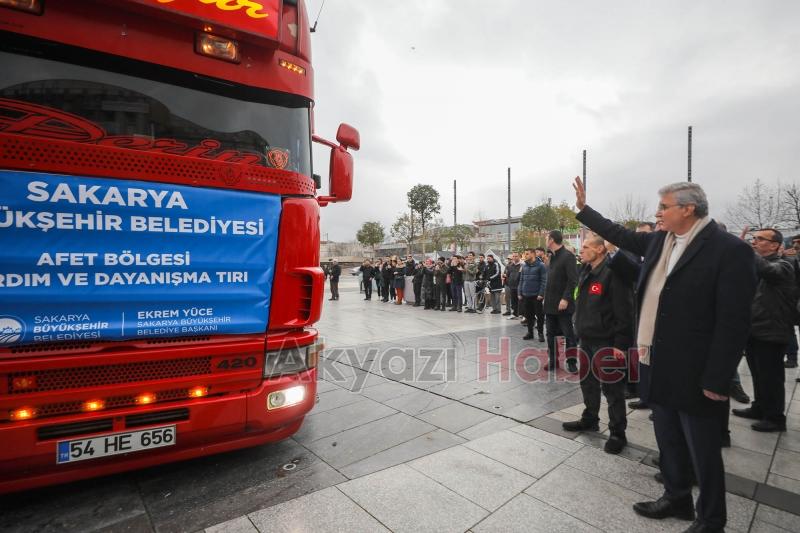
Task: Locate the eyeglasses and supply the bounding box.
[750,235,780,244]
[656,203,682,212]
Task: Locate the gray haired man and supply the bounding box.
[573,178,756,533]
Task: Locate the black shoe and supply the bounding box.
[682,520,723,533]
[328,298,335,301]
[732,407,761,420]
[721,432,731,448]
[729,382,750,404]
[562,419,600,432]
[465,309,476,313]
[490,310,501,314]
[751,420,786,432]
[785,360,798,368]
[604,434,627,454]
[502,312,511,316]
[633,496,695,521]
[629,400,649,410]
[566,360,578,373]
[538,336,546,342]
[523,334,534,340]
[448,308,458,311]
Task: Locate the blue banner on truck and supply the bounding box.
[0,171,281,346]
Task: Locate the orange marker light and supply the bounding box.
[11,376,36,391]
[135,393,156,405]
[188,386,209,398]
[279,59,306,76]
[82,399,105,412]
[10,407,37,421]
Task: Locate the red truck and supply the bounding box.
[0,0,357,493]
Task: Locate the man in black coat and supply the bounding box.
[381,259,394,302]
[328,259,341,301]
[359,260,374,301]
[573,177,756,533]
[543,230,579,372]
[732,228,795,432]
[563,234,634,454]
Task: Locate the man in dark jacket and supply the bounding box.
[448,255,465,312]
[504,253,522,318]
[328,259,341,301]
[519,248,547,341]
[562,234,634,455]
[434,258,448,311]
[732,228,795,432]
[485,254,503,313]
[359,260,374,300]
[543,230,579,372]
[381,259,394,302]
[477,254,487,281]
[421,258,436,309]
[412,261,424,307]
[573,177,756,533]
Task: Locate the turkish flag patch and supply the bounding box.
[589,282,603,295]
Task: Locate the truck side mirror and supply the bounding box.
[313,123,359,205]
[328,147,353,202]
[336,123,360,151]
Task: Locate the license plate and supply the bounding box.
[56,425,176,464]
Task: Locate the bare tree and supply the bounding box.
[391,212,418,254]
[725,179,784,230]
[782,182,800,229]
[609,194,649,228]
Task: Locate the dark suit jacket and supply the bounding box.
[608,250,641,287]
[543,246,578,314]
[577,206,757,415]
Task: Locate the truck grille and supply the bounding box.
[8,357,212,394]
[3,389,193,422]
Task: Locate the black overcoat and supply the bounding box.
[577,206,757,415]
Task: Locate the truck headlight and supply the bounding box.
[263,341,323,378]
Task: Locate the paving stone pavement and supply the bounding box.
[3,279,799,532]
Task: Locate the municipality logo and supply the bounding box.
[0,317,24,344]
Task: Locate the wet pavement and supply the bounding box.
[2,277,799,532]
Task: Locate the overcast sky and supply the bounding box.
[309,0,800,242]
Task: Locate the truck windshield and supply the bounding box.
[0,44,312,177]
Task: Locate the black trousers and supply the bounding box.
[532,299,545,336]
[364,279,372,299]
[381,279,391,301]
[745,337,787,424]
[329,279,339,299]
[413,280,422,304]
[579,342,627,435]
[521,296,543,336]
[451,283,463,310]
[509,288,519,315]
[545,313,576,366]
[652,403,727,530]
[436,284,448,309]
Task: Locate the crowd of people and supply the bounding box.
[324,178,800,533]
